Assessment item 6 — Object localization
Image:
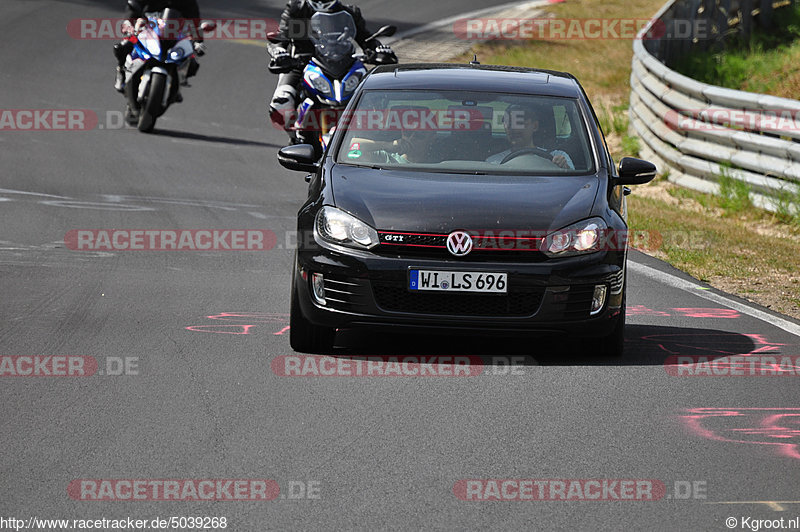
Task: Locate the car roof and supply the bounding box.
[364,63,584,98]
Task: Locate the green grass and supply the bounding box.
[774,186,800,227]
[627,189,800,317]
[596,103,629,137]
[672,5,800,97]
[716,165,753,214]
[621,135,640,158]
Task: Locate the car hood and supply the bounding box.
[329,165,601,233]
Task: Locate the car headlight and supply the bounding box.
[343,73,361,94]
[310,75,332,96]
[314,206,379,249]
[541,218,608,257]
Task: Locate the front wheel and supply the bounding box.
[598,280,626,357]
[138,72,166,133]
[289,267,335,354]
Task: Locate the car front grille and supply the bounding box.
[371,281,544,317]
[376,231,547,262]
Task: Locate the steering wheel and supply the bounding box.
[499,147,554,164]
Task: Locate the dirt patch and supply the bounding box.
[711,274,800,320]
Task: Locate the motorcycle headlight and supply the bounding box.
[310,75,333,96]
[343,73,362,94]
[169,47,185,61]
[314,206,379,250]
[541,218,608,257]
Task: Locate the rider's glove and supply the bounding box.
[367,44,397,64]
[121,20,135,36]
[134,18,147,33]
[269,46,293,70]
[270,46,289,60]
[193,41,207,56]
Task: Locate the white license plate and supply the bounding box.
[409,270,507,293]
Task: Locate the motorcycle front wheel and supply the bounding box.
[138,72,166,133]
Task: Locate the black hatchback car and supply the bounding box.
[278,63,655,356]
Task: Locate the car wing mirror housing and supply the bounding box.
[617,157,657,186]
[278,144,320,173]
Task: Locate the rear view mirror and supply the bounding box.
[617,157,656,185]
[367,25,397,41]
[278,144,319,173]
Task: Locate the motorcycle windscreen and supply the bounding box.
[158,8,184,57]
[139,22,162,58]
[309,11,357,76]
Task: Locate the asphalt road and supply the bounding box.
[2,0,800,530]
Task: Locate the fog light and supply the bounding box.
[590,284,607,315]
[312,273,326,306]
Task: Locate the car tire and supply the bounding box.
[599,281,626,357]
[289,266,335,354]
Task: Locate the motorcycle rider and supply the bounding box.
[268,0,395,135]
[114,0,206,92]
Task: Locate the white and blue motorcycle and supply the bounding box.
[122,9,214,132]
[269,11,397,156]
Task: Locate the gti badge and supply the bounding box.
[446,231,473,257]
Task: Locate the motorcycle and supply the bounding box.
[121,9,214,132]
[268,11,397,156]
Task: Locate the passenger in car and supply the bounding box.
[487,105,575,169]
[349,127,439,164]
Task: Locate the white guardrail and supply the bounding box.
[629,0,800,212]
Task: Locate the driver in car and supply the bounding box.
[487,104,574,169]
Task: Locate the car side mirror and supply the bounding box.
[617,157,656,186]
[278,144,320,173]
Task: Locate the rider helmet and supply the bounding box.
[307,0,339,12]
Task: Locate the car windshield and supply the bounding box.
[335,90,595,175]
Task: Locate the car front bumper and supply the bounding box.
[295,243,625,337]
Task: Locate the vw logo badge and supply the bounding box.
[446,231,473,257]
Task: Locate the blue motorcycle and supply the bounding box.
[122,9,214,132]
[269,11,397,156]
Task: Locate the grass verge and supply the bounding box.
[671,4,800,98]
[627,179,800,318]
